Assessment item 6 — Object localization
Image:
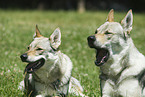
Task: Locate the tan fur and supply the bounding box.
[35,25,42,38]
[27,50,36,56]
[107,9,114,22]
[95,34,107,44]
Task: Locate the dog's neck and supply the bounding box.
[100,37,145,84]
[100,38,137,76]
[33,51,62,83]
[32,51,72,85]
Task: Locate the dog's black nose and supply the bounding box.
[87,36,96,42]
[20,53,28,62]
[87,36,96,48]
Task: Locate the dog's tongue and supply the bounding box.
[25,62,37,73]
[95,49,109,66]
[24,59,45,73]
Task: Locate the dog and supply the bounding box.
[87,9,145,97]
[19,25,85,97]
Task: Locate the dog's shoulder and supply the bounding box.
[57,51,73,66]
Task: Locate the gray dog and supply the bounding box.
[88,9,145,97]
[19,25,85,97]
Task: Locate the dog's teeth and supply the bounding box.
[38,61,41,65]
[101,56,106,63]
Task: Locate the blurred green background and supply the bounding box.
[0,10,145,96]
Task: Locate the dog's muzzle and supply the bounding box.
[20,53,28,62]
[20,53,45,73]
[87,35,96,48]
[24,58,45,73]
[87,35,109,66]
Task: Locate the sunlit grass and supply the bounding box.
[0,10,145,96]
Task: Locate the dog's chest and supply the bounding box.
[100,63,124,77]
[34,67,62,84]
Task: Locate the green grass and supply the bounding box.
[0,9,145,97]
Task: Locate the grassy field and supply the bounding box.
[0,9,145,97]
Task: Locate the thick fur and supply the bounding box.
[87,9,145,97]
[19,26,85,97]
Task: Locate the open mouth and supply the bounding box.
[24,58,45,73]
[95,48,109,66]
[87,35,109,66]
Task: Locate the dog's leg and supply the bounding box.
[142,88,145,96]
[18,80,25,91]
[101,80,114,97]
[118,78,142,97]
[69,77,86,97]
[24,73,36,96]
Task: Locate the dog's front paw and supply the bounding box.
[18,80,24,91]
[36,95,44,97]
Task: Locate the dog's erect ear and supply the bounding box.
[34,25,42,38]
[50,28,61,49]
[107,9,114,22]
[121,10,133,34]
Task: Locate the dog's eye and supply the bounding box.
[105,31,113,35]
[27,47,30,50]
[36,48,43,50]
[95,30,98,34]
